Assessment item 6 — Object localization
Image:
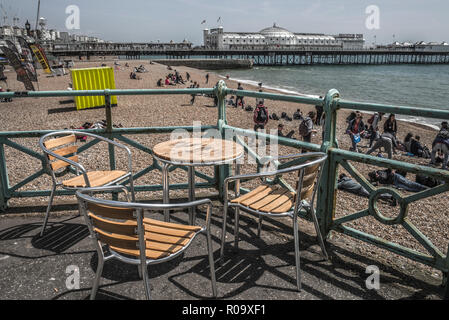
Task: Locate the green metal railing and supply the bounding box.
[1,81,449,291]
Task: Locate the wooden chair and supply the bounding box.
[76,185,217,300]
[39,130,135,236]
[220,152,328,291]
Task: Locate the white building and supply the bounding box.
[203,23,365,50]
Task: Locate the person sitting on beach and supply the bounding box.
[293,109,303,120]
[346,111,365,152]
[383,113,398,137]
[253,101,269,132]
[130,72,140,80]
[165,76,175,86]
[277,123,294,139]
[410,135,430,158]
[430,121,449,169]
[404,133,414,153]
[236,83,245,108]
[157,78,164,87]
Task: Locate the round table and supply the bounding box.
[153,137,244,223]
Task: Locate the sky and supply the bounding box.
[3,0,449,45]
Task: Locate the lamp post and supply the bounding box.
[25,20,31,36]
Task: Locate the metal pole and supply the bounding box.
[0,142,9,211]
[35,0,41,40]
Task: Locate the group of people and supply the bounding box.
[344,111,449,170]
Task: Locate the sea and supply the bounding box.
[213,64,449,130]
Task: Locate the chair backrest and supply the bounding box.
[76,188,145,261]
[42,133,79,173]
[297,161,322,202]
[85,201,140,256]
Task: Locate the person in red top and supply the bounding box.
[253,101,269,131]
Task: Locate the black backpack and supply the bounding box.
[299,118,310,136]
[256,106,268,122]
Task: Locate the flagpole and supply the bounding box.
[35,0,40,41]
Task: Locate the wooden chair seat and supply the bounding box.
[230,185,292,213]
[99,217,202,260]
[62,170,127,188]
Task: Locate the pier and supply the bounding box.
[41,42,449,65]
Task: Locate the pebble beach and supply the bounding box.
[0,57,447,282]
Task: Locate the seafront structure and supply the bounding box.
[202,24,365,50]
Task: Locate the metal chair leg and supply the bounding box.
[310,208,329,260]
[162,163,170,222]
[206,230,218,298]
[188,166,196,225]
[137,265,142,279]
[293,217,302,291]
[90,252,104,300]
[220,202,228,260]
[40,183,57,237]
[142,264,151,300]
[234,207,240,250]
[257,215,263,237]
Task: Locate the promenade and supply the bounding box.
[0,199,444,300]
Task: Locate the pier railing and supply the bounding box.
[0,82,449,291]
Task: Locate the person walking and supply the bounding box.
[253,101,269,132]
[205,73,209,84]
[367,112,384,148]
[236,83,245,108]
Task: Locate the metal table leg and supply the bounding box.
[188,166,196,225]
[162,162,170,222]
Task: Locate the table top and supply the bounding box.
[153,137,244,165]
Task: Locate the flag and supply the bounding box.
[16,37,38,82]
[0,46,35,91]
[201,19,206,24]
[30,43,52,74]
[217,17,221,23]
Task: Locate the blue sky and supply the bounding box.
[4,0,449,45]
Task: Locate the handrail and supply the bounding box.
[0,81,448,292]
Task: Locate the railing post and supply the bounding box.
[104,91,116,171]
[317,89,340,238]
[0,141,9,211]
[216,80,229,199]
[105,91,118,200]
